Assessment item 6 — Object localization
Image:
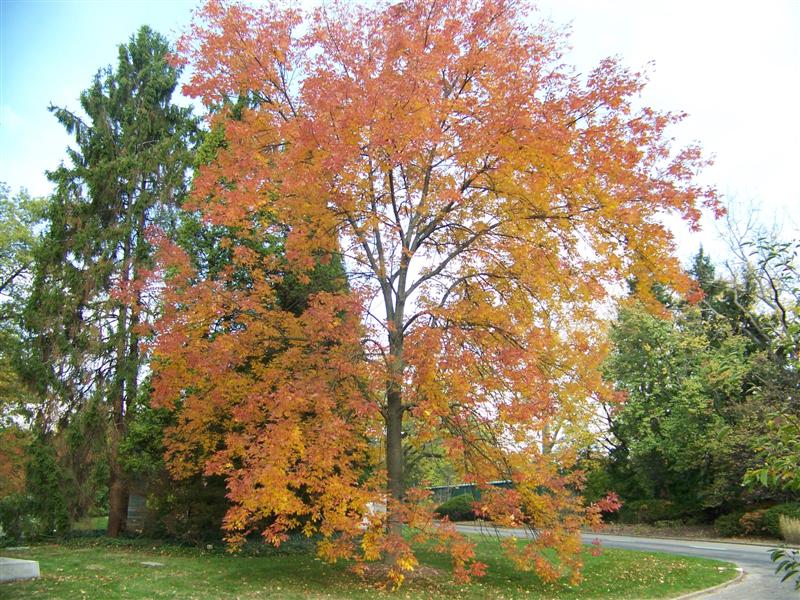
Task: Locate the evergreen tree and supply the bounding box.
[24,26,196,536]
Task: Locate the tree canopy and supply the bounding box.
[150,0,718,585]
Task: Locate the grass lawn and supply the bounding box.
[72,516,109,531]
[1,535,737,599]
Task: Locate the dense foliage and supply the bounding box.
[146,0,717,586]
[596,240,799,530]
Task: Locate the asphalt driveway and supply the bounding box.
[455,523,798,599]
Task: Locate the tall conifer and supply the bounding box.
[26,26,195,536]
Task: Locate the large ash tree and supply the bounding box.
[26,26,195,536]
[152,0,719,585]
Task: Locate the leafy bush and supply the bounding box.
[763,503,800,538]
[0,435,74,544]
[0,494,34,544]
[23,440,70,539]
[652,519,683,529]
[434,494,477,521]
[581,460,615,505]
[739,510,768,536]
[617,499,686,524]
[0,492,70,545]
[142,473,230,544]
[118,394,230,544]
[714,511,746,537]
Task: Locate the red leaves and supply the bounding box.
[595,491,623,515]
[177,0,302,110]
[585,492,623,533]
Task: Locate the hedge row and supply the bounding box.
[713,502,800,539]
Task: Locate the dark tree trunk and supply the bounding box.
[107,229,134,538]
[386,381,405,524]
[384,327,406,555]
[107,461,129,537]
[381,233,410,560]
[106,336,130,538]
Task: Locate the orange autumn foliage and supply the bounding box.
[151,0,719,585]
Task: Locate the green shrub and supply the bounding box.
[714,511,746,537]
[0,494,34,544]
[142,473,230,544]
[0,491,70,545]
[434,494,476,521]
[617,499,685,524]
[581,461,614,505]
[23,440,70,538]
[763,503,800,538]
[121,395,230,545]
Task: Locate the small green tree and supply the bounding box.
[24,435,70,538]
[0,184,45,425]
[739,234,799,494]
[0,185,45,314]
[603,300,756,510]
[602,235,798,525]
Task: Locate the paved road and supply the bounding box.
[455,523,798,599]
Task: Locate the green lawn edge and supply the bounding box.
[1,536,738,599]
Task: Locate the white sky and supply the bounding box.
[1,0,798,264]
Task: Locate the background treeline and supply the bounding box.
[1,25,798,546]
[428,238,800,538]
[584,238,800,537]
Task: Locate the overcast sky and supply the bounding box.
[2,0,798,263]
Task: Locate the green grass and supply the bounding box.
[72,515,109,531]
[1,536,737,599]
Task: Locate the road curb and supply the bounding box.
[462,522,781,548]
[671,568,745,599]
[579,530,781,548]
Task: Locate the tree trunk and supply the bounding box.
[108,266,142,538]
[106,336,130,537]
[107,459,129,537]
[385,329,406,553]
[383,250,409,559]
[107,226,134,538]
[386,381,405,526]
